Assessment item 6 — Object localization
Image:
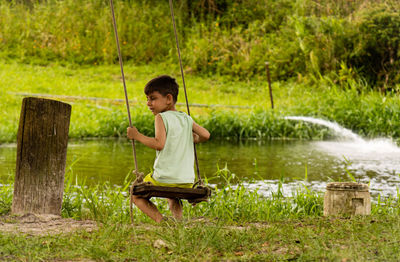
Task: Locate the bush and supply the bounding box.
[0,0,173,64]
[351,4,400,90]
[1,0,399,88]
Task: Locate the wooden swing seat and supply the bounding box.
[132,183,211,202]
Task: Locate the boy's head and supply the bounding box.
[144,75,179,103]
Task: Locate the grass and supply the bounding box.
[57,166,324,224]
[1,168,400,260]
[1,60,400,144]
[1,217,400,261]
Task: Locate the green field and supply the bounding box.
[1,60,400,144]
[1,216,400,261]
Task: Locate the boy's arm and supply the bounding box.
[127,114,166,150]
[192,121,210,143]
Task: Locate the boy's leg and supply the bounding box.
[167,198,183,220]
[132,195,163,223]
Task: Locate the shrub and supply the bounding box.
[1,0,399,88]
[351,4,400,90]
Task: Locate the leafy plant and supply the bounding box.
[351,4,400,90]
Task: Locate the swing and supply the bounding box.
[109,0,211,208]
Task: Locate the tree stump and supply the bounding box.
[324,182,371,216]
[12,97,71,215]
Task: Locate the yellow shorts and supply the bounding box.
[144,174,193,189]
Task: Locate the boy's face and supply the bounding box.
[146,91,173,115]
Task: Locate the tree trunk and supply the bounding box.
[12,97,71,215]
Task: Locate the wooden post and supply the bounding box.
[265,62,274,109]
[12,97,71,216]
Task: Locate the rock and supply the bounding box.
[153,239,168,249]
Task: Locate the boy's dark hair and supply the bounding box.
[144,75,179,103]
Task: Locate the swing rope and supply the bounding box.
[109,0,139,174]
[109,0,142,224]
[168,0,203,186]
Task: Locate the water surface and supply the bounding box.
[1,138,399,197]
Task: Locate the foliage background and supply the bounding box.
[1,0,400,90]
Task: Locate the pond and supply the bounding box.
[1,134,400,197]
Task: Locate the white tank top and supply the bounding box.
[152,111,195,184]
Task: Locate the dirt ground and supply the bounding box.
[0,214,269,236]
[0,213,98,235]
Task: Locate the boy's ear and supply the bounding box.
[166,94,173,104]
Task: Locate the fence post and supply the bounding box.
[12,97,71,215]
[265,62,274,109]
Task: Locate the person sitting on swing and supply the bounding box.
[127,75,210,223]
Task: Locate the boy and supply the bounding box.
[127,75,210,223]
